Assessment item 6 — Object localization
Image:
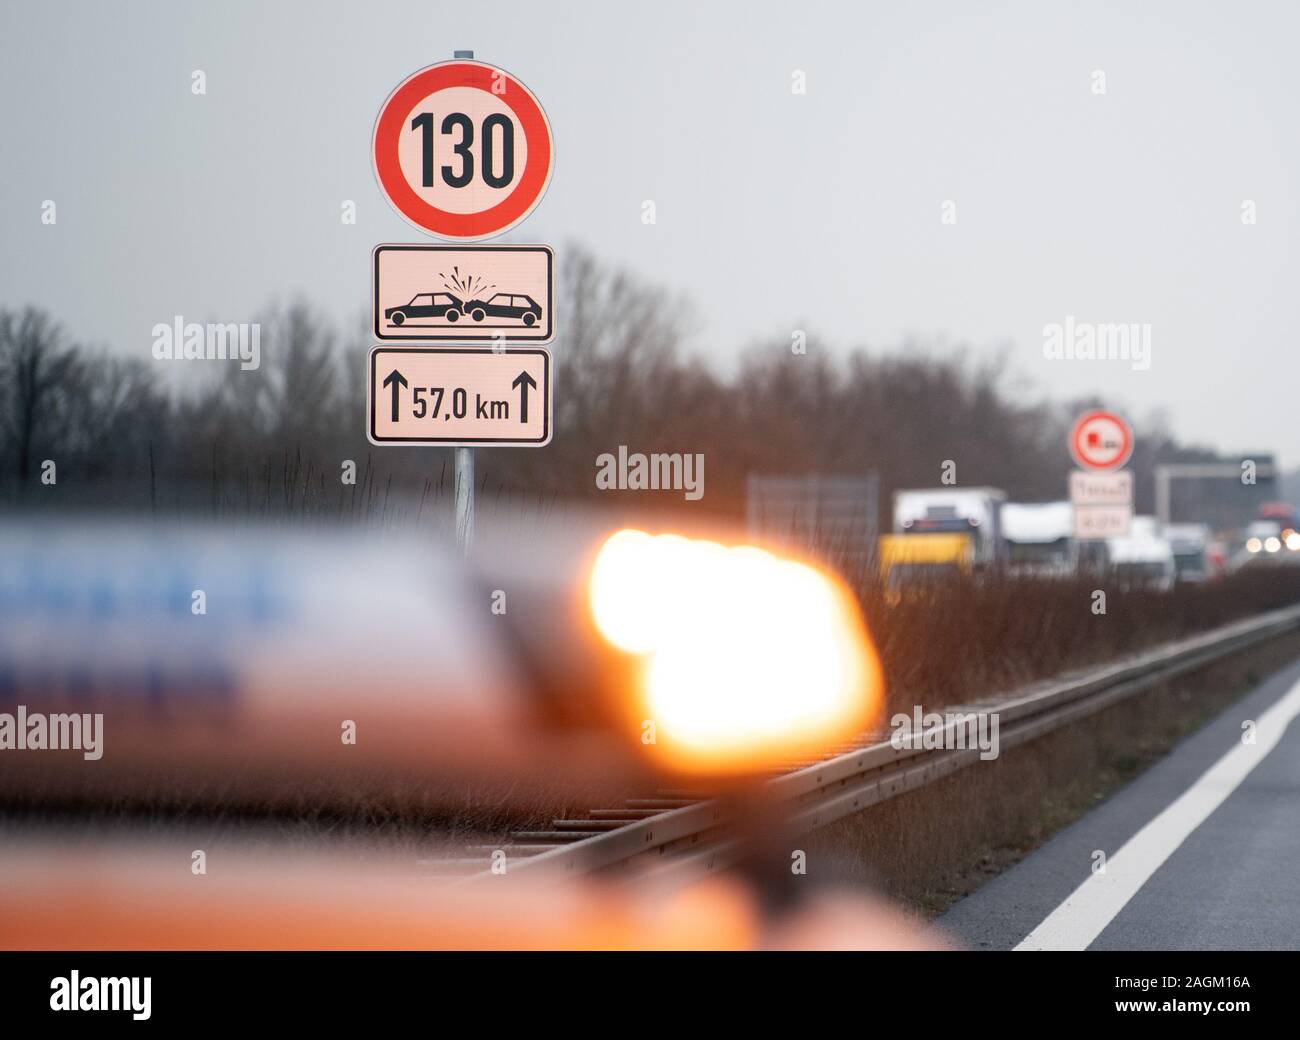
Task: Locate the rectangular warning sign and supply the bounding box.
[1073,504,1132,540]
[373,244,554,343]
[367,347,551,447]
[1070,469,1133,540]
[1070,470,1133,507]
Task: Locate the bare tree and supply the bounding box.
[0,251,1240,521]
[0,307,83,484]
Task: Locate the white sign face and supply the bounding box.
[367,347,551,446]
[1070,470,1133,507]
[1073,503,1132,539]
[373,244,553,342]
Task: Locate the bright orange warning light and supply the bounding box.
[588,529,884,775]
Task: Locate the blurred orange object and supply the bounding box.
[0,839,947,951]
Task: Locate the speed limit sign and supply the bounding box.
[372,59,554,240]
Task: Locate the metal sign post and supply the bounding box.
[370,46,556,556]
[365,342,552,552]
[452,49,474,556]
[455,444,474,553]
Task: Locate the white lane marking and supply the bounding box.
[1016,674,1300,951]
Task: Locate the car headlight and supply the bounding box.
[1247,538,1262,553]
[588,529,884,775]
[1265,537,1281,553]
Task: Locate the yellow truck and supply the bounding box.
[878,532,973,593]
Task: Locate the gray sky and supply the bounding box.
[3,1,1298,462]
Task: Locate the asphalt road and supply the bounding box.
[941,655,1300,951]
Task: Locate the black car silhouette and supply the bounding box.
[385,292,464,326]
[463,293,543,326]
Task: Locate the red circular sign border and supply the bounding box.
[1070,410,1133,472]
[372,60,553,240]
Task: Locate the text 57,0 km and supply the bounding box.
[367,346,552,447]
[381,374,536,424]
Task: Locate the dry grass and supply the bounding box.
[855,566,1300,716]
[802,627,1300,914]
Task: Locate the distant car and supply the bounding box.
[464,293,543,326]
[385,292,463,326]
[1245,519,1284,556]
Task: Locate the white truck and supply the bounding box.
[1106,515,1176,591]
[1163,522,1212,582]
[1000,500,1075,577]
[892,487,1007,568]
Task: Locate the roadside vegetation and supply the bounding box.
[0,246,1228,518]
[860,566,1300,717]
[5,246,1300,861]
[807,629,1300,917]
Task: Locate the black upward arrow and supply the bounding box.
[382,369,408,422]
[512,370,538,424]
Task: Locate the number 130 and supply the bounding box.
[410,112,515,190]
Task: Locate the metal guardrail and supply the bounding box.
[471,602,1300,884]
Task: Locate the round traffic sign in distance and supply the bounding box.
[1069,410,1134,472]
[373,60,554,241]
